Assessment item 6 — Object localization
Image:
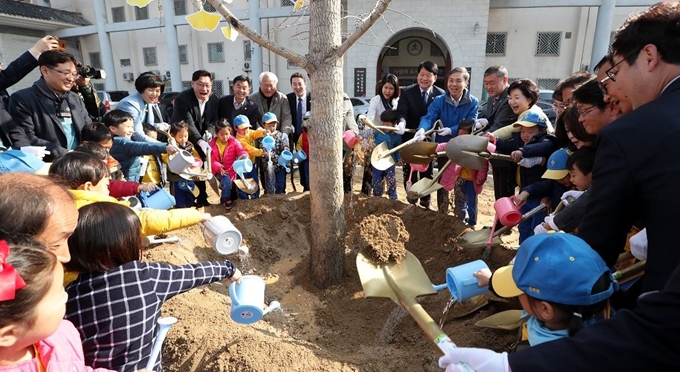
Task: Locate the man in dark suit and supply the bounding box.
[0,36,59,149]
[481,65,518,201]
[218,74,261,128]
[170,69,220,206]
[287,72,311,191]
[9,50,91,161]
[396,61,445,209]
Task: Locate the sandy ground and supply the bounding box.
[149,165,521,371]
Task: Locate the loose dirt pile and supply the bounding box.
[149,169,521,372]
[356,214,408,264]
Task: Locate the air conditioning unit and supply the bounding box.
[123,72,134,81]
[165,71,171,79]
[243,62,251,72]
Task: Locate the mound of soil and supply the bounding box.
[150,169,521,372]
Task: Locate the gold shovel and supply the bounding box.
[399,142,443,165]
[371,126,439,171]
[446,135,513,170]
[356,248,475,366]
[407,159,454,199]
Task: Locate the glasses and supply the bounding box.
[598,76,610,95]
[193,83,212,89]
[605,49,640,82]
[552,103,566,111]
[576,105,598,117]
[47,66,78,79]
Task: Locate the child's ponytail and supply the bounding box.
[561,272,613,337]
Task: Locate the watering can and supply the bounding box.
[202,215,245,255]
[262,136,275,152]
[233,158,253,177]
[406,162,429,190]
[229,275,281,325]
[433,260,490,302]
[292,149,307,164]
[278,150,293,173]
[494,196,522,227]
[139,188,176,210]
[145,317,178,371]
[168,150,194,174]
[343,130,361,148]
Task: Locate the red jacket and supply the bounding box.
[209,136,247,182]
[108,180,140,198]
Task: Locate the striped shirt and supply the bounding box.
[65,260,236,372]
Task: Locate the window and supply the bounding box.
[243,40,252,62]
[135,6,149,20]
[181,81,191,90]
[281,0,295,5]
[384,42,399,57]
[213,80,224,96]
[120,58,131,67]
[143,47,157,66]
[287,60,298,69]
[89,52,102,69]
[173,0,186,15]
[536,78,560,91]
[430,42,443,57]
[486,32,507,56]
[111,6,126,23]
[204,1,215,12]
[608,31,616,53]
[536,32,561,56]
[208,42,224,63]
[179,45,189,64]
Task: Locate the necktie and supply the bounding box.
[422,90,428,107]
[147,104,155,125]
[296,97,303,134]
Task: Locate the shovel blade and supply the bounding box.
[234,178,259,194]
[406,177,443,199]
[475,310,524,330]
[370,142,396,171]
[446,135,490,170]
[357,249,436,303]
[457,227,503,249]
[400,142,438,165]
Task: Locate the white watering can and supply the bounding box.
[168,150,194,174]
[202,216,245,255]
[229,275,281,325]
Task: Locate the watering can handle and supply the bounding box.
[228,281,240,307]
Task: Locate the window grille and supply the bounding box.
[181,81,191,90]
[281,0,295,5]
[608,31,616,54]
[120,58,131,67]
[208,42,225,63]
[430,42,443,57]
[93,83,105,91]
[174,0,186,15]
[536,78,560,91]
[213,80,224,96]
[89,52,102,69]
[111,6,126,23]
[179,45,189,64]
[287,60,298,69]
[135,6,149,20]
[536,32,561,56]
[486,32,507,56]
[143,47,157,66]
[244,40,252,62]
[204,1,215,12]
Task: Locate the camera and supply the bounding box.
[77,64,107,80]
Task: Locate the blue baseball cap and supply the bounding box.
[542,148,572,180]
[262,112,278,124]
[0,149,49,175]
[233,114,251,128]
[493,233,616,306]
[512,110,548,129]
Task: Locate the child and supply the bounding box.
[488,111,560,243]
[103,109,178,182]
[371,110,401,200]
[0,238,115,371]
[65,202,242,371]
[80,122,122,180]
[233,114,266,199]
[296,112,311,192]
[475,233,616,347]
[535,146,596,234]
[210,119,249,210]
[452,119,488,226]
[166,121,201,208]
[48,151,210,237]
[259,112,290,194]
[140,123,166,187]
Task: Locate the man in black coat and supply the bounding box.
[481,65,519,202]
[170,69,220,206]
[9,50,91,161]
[218,74,261,129]
[287,72,311,191]
[396,61,445,208]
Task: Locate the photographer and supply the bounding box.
[72,70,106,121]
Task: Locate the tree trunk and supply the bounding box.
[307,0,345,288]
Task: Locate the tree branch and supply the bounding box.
[206,0,312,72]
[334,0,393,59]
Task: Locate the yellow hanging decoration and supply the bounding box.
[293,0,305,11]
[126,0,153,7]
[186,9,222,32]
[221,26,239,42]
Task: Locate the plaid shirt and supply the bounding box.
[65,260,236,372]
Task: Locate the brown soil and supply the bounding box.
[150,167,521,372]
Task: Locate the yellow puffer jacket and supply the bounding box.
[69,190,205,236]
[236,128,266,163]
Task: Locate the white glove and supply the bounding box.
[203,131,213,142]
[413,128,426,142]
[20,146,49,160]
[475,118,488,130]
[543,214,559,230]
[517,156,543,168]
[439,348,510,372]
[533,223,549,235]
[155,122,170,132]
[561,190,584,205]
[395,120,406,135]
[630,228,648,260]
[198,140,212,154]
[437,127,453,137]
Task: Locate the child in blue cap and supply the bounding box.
[259,112,290,194]
[475,233,617,347]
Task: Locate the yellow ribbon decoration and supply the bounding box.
[126,0,153,7]
[185,9,222,32]
[293,0,304,11]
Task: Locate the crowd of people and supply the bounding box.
[0,1,679,371]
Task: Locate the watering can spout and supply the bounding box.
[262,301,281,316]
[433,283,448,292]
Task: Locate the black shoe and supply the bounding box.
[223,200,234,210]
[195,199,211,207]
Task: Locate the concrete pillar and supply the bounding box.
[93,0,117,90]
[162,0,182,92]
[249,0,263,92]
[590,0,616,72]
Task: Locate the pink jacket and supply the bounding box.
[436,142,489,194]
[0,320,114,372]
[210,136,248,182]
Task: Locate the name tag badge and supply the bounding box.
[59,109,72,118]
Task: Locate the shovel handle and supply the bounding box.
[375,125,416,133]
[430,159,454,184]
[492,203,547,236]
[481,152,514,162]
[379,127,439,159]
[358,115,386,135]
